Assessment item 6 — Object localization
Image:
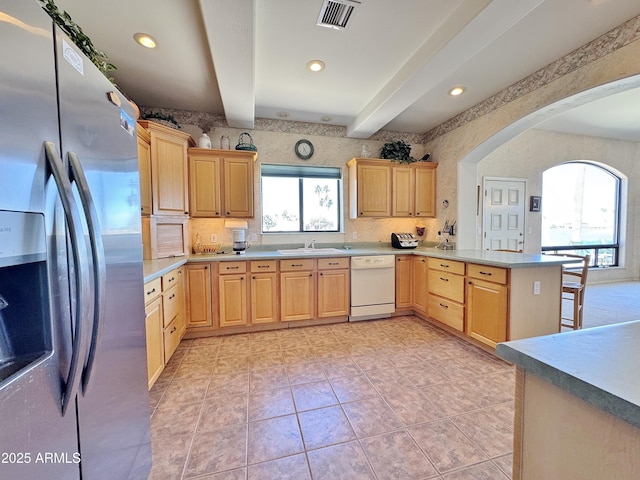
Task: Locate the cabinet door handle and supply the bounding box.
[328,262,339,265]
[292,264,303,267]
[439,303,448,309]
[170,326,177,334]
[258,265,269,268]
[478,271,493,276]
[204,266,209,269]
[146,287,156,295]
[227,266,239,270]
[226,211,230,215]
[320,272,323,276]
[439,277,449,282]
[416,212,421,216]
[169,294,175,300]
[439,263,450,268]
[168,276,175,283]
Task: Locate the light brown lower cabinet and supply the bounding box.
[412,256,428,314]
[144,266,186,388]
[414,256,560,349]
[144,296,163,389]
[317,258,350,318]
[466,267,508,348]
[218,273,247,327]
[395,255,413,309]
[279,258,350,322]
[280,260,316,322]
[426,258,466,332]
[250,260,279,324]
[185,262,214,332]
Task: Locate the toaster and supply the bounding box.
[391,232,419,249]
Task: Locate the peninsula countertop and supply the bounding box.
[497,320,640,429]
[143,245,566,283]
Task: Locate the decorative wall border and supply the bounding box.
[423,14,640,143]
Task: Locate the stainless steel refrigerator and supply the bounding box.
[0,1,151,478]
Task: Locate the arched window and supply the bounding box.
[541,162,620,267]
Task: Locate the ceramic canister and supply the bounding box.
[198,133,212,148]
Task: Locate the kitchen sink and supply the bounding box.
[277,247,345,255]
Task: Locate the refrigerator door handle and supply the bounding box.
[68,151,106,394]
[44,142,92,415]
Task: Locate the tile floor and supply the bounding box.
[148,316,515,480]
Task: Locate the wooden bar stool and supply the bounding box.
[550,254,590,330]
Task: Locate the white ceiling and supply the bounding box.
[53,0,640,139]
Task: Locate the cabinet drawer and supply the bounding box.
[163,317,181,363]
[144,278,162,304]
[162,284,180,327]
[428,258,465,275]
[427,294,464,332]
[219,261,247,274]
[280,259,317,271]
[162,269,180,290]
[251,260,277,272]
[428,270,465,303]
[467,263,508,284]
[318,257,349,270]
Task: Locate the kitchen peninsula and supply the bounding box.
[497,321,640,479]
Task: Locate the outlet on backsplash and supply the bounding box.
[210,234,217,243]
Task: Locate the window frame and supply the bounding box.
[260,164,342,234]
[540,161,621,268]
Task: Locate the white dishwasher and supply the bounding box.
[350,255,396,321]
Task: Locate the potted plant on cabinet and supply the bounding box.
[380,140,416,164]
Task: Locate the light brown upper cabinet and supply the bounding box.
[138,120,193,216]
[347,158,437,218]
[136,125,152,215]
[188,148,257,218]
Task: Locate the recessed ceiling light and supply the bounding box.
[133,33,157,49]
[277,112,289,118]
[320,115,333,122]
[448,86,466,96]
[306,60,325,72]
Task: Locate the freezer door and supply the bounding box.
[54,27,151,480]
[0,2,80,479]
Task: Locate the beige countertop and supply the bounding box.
[143,245,565,283]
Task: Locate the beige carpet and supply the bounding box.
[581,281,640,329]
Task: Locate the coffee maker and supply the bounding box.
[232,229,247,255]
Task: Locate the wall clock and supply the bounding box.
[294,139,314,160]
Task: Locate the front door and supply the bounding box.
[482,179,526,251]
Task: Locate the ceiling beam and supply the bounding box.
[347,0,545,138]
[199,0,255,129]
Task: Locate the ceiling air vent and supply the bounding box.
[316,0,360,31]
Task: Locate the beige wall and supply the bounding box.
[150,15,640,280]
[423,39,640,282]
[180,125,443,249]
[478,129,640,282]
